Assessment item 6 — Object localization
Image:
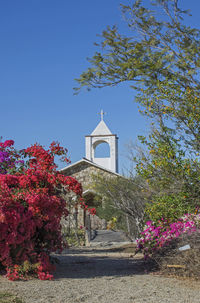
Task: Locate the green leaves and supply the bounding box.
[75,1,200,129]
[145,193,195,224]
[75,0,200,224]
[136,123,200,222]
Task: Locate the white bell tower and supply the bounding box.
[85,110,118,173]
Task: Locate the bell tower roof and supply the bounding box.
[91,120,112,136]
[91,109,112,136]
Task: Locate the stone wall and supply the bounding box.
[62,161,116,232]
[63,161,114,192]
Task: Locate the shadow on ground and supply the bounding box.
[53,253,149,280]
[60,241,137,254]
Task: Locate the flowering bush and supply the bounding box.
[0,139,24,174]
[79,199,96,216]
[136,213,200,258]
[0,139,87,280]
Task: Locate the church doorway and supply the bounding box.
[83,190,107,231]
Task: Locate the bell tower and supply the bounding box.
[85,110,118,173]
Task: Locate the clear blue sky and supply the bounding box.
[0,0,199,173]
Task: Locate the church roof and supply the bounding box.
[91,120,112,136]
[60,157,121,177]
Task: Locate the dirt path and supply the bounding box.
[0,247,200,303]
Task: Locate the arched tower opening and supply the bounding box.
[94,140,110,158]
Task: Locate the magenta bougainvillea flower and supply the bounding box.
[136,214,200,258]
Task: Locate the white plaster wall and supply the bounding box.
[85,134,118,173]
[85,136,92,160]
[93,157,110,168]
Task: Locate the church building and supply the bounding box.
[60,111,120,229]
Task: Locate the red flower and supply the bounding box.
[0,140,86,281]
[3,140,14,147]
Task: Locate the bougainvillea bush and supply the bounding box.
[0,139,85,280]
[136,213,200,259]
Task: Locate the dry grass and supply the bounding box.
[151,231,200,279]
[0,292,23,303]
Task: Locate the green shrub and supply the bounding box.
[145,193,195,224]
[65,229,85,247]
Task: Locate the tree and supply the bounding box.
[75,0,200,154]
[75,0,200,223]
[134,124,199,223]
[92,173,149,237]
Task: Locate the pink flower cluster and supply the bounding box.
[136,214,200,258]
[0,139,20,174]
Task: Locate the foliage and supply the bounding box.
[65,228,85,247]
[91,173,147,237]
[75,0,200,154]
[135,125,199,223]
[136,213,200,258]
[94,195,127,232]
[145,193,195,224]
[0,139,24,174]
[0,139,84,280]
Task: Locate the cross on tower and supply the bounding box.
[98,109,106,121]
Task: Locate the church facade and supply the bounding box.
[60,111,120,230]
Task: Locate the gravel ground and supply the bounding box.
[0,247,200,303]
